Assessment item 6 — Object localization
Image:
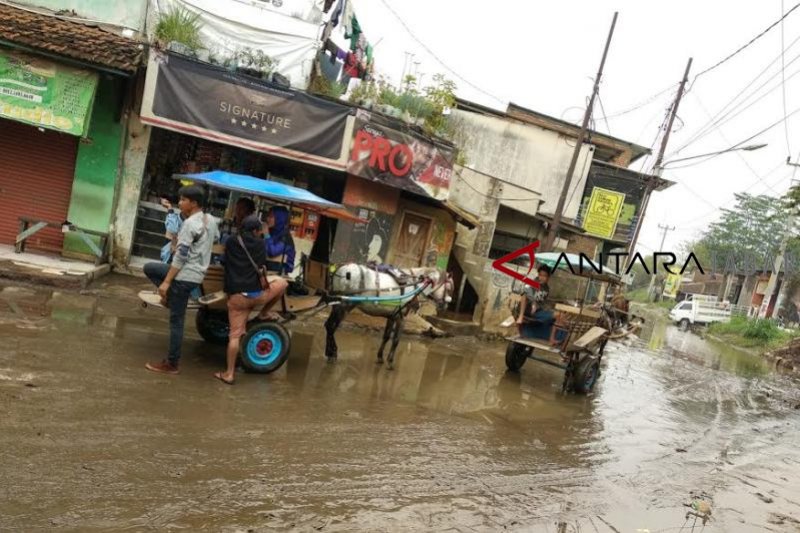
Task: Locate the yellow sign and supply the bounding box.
[663,272,682,298]
[582,187,626,239]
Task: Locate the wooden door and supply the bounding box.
[393,212,431,268]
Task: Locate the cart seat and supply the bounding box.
[505,336,562,356]
[565,326,607,352]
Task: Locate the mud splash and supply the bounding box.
[1,278,799,531]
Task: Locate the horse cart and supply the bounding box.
[503,254,641,394]
[139,170,368,374]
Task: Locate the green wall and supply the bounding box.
[63,76,123,257]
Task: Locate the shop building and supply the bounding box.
[0,3,143,260]
[116,51,466,287]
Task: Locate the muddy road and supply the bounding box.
[1,277,800,531]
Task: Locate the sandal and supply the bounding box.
[213,371,235,385]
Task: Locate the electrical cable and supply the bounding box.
[375,0,506,105]
[604,83,680,119]
[597,90,612,134]
[782,0,793,156]
[692,1,800,81]
[675,40,800,154]
[671,160,789,227]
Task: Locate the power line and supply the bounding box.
[674,36,800,154]
[670,161,789,228]
[604,83,679,119]
[782,0,793,156]
[375,0,505,105]
[692,1,800,81]
[596,90,612,134]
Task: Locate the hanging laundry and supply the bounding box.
[343,52,360,78]
[324,0,337,14]
[342,0,355,35]
[336,48,347,61]
[330,0,345,26]
[345,15,362,51]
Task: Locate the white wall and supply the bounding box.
[149,0,321,89]
[451,110,594,221]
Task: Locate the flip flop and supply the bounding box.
[213,371,235,385]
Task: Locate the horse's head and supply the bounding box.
[425,270,454,309]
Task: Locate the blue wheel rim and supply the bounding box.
[245,330,283,367]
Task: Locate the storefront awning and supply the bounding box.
[176,170,367,223]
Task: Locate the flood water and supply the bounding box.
[1,277,800,531]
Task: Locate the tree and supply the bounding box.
[686,193,793,274]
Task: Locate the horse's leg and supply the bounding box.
[386,311,404,371]
[376,313,394,365]
[324,305,348,360]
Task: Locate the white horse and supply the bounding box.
[324,263,454,369]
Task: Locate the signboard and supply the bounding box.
[140,51,351,169]
[662,272,682,298]
[0,49,97,137]
[347,109,454,201]
[582,187,626,239]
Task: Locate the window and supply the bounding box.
[680,303,692,311]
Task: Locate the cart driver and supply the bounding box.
[515,265,567,345]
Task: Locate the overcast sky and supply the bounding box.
[353,0,798,255]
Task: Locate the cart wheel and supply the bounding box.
[572,355,600,394]
[141,301,148,309]
[505,343,530,372]
[196,308,229,346]
[240,322,290,374]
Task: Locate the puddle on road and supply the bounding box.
[1,283,800,531]
[638,313,773,378]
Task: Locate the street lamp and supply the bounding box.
[655,143,767,175]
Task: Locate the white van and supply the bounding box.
[668,296,742,329]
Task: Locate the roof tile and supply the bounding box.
[0,3,144,73]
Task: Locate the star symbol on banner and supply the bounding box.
[240,120,247,126]
[251,123,257,129]
[230,118,237,124]
[261,125,267,132]
[271,128,277,134]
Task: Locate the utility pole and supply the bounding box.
[758,173,799,318]
[627,57,693,262]
[544,11,618,251]
[401,51,414,86]
[648,224,675,301]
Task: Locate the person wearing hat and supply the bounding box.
[214,214,288,385]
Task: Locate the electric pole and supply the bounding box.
[647,223,675,301]
[758,173,798,318]
[544,11,618,251]
[627,57,693,262]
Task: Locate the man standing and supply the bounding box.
[143,185,219,375]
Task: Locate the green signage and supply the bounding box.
[0,48,98,137]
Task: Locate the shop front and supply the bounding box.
[330,109,458,272]
[125,50,354,275]
[0,3,142,264]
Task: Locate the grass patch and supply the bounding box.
[708,316,800,351]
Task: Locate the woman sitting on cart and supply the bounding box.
[215,215,288,385]
[515,265,567,346]
[264,206,296,276]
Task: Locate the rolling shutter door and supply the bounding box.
[0,119,78,251]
